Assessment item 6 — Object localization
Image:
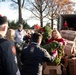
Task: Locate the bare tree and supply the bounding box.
[25,0,49,27]
[0,0,25,24]
[11,0,25,24]
[47,0,75,29]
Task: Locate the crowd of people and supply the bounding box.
[0,15,67,75]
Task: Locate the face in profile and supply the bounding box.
[39,37,42,45]
[3,23,8,37]
[6,29,15,42]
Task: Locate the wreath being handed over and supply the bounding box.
[43,41,64,65]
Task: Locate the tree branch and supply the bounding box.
[25,7,40,18]
[42,4,47,12]
[22,0,25,8]
[43,10,49,18]
[31,2,40,12]
[30,10,40,18]
[11,0,18,4]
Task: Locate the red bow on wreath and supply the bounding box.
[34,24,40,30]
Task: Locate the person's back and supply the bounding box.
[21,33,58,75]
[0,38,20,75]
[21,43,47,75]
[0,15,20,75]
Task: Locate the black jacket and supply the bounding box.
[21,42,55,75]
[0,38,20,75]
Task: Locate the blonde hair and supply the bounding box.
[52,29,62,39]
[6,29,15,42]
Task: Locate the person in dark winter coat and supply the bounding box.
[0,15,20,75]
[21,33,58,75]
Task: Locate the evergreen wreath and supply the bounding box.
[38,25,52,45]
[43,41,64,65]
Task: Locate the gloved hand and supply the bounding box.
[52,49,58,58]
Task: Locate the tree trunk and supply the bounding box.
[40,13,43,27]
[57,16,60,31]
[18,0,23,24]
[51,9,53,29]
[40,0,43,27]
[51,19,53,29]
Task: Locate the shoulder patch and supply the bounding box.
[12,46,16,55]
[24,46,27,49]
[30,46,34,52]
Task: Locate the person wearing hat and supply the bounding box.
[15,24,26,70]
[15,24,26,46]
[0,15,20,75]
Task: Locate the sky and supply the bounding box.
[0,0,76,27]
[0,1,41,27]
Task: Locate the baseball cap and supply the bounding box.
[18,24,23,27]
